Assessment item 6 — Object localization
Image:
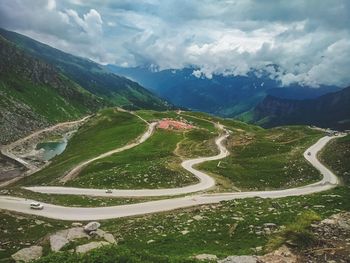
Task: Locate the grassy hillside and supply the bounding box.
[0,28,170,111]
[68,129,199,189]
[2,110,349,262]
[200,126,324,190]
[67,111,221,189]
[15,109,325,190]
[0,36,105,144]
[17,109,147,186]
[2,187,344,262]
[320,134,350,184]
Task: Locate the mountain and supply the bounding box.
[247,86,350,130]
[0,28,170,111]
[0,35,105,144]
[107,65,340,117]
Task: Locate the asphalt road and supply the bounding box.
[25,130,229,197]
[0,132,343,221]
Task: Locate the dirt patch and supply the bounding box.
[0,116,89,186]
[158,119,193,130]
[227,133,255,148]
[0,155,25,183]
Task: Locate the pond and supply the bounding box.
[36,139,67,161]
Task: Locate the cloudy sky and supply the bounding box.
[1,0,350,87]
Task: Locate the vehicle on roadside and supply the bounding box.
[307,152,311,156]
[105,189,112,194]
[30,202,44,210]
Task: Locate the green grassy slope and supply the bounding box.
[0,36,105,144]
[64,110,220,189]
[2,111,349,262]
[21,187,350,263]
[17,109,146,186]
[320,134,350,184]
[200,126,324,190]
[0,28,170,111]
[68,129,199,189]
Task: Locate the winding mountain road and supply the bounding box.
[25,124,229,197]
[0,124,344,220]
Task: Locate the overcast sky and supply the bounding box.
[1,0,350,87]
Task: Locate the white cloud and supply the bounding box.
[107,21,116,27]
[66,8,102,36]
[1,0,350,87]
[46,0,56,11]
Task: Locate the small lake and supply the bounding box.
[36,139,67,160]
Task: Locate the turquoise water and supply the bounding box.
[36,139,67,160]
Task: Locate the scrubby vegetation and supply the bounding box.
[34,246,199,263]
[2,187,345,262]
[0,212,69,260]
[266,210,321,251]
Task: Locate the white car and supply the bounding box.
[30,202,44,210]
[105,189,112,194]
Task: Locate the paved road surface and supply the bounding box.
[0,132,343,221]
[25,130,229,197]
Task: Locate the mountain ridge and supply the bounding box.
[108,65,341,117]
[247,86,350,130]
[0,28,170,111]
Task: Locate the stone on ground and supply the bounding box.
[67,227,89,240]
[11,246,43,262]
[50,234,69,252]
[83,221,101,232]
[75,241,109,254]
[194,254,218,261]
[218,255,257,263]
[103,233,117,244]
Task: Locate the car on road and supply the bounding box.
[307,152,311,156]
[30,202,44,210]
[105,189,112,194]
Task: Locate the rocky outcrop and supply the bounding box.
[0,35,103,145]
[194,254,218,261]
[218,212,350,263]
[75,241,109,254]
[49,234,69,252]
[0,92,48,145]
[11,245,43,262]
[48,223,116,253]
[49,227,89,252]
[258,245,297,263]
[300,212,350,262]
[84,221,101,233]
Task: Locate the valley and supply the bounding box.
[0,3,349,261]
[0,107,349,262]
